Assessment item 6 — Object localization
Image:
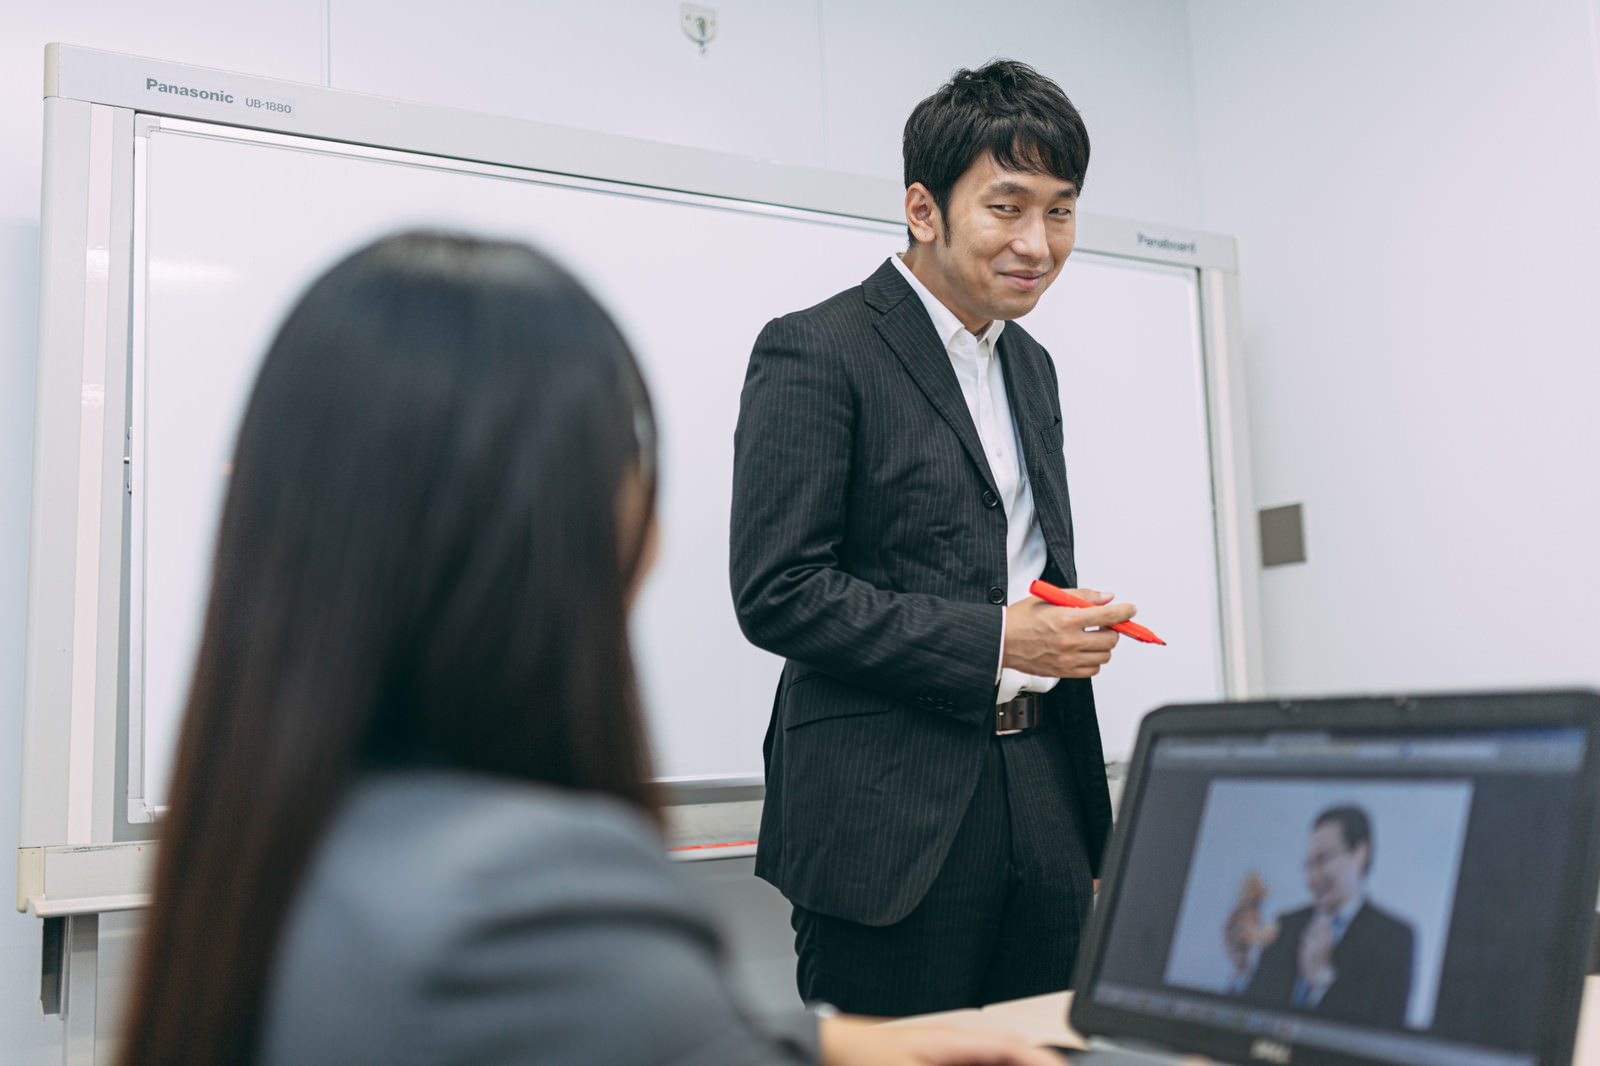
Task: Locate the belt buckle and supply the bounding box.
[995,694,1038,735]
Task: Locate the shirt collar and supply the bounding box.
[889,254,1005,352]
[1329,894,1366,934]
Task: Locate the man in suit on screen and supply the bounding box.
[1225,805,1417,1029]
[729,60,1138,1016]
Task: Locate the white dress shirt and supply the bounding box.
[889,255,1058,704]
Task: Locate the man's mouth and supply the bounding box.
[1000,271,1045,292]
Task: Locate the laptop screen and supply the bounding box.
[1076,709,1597,1066]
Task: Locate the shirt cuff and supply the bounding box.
[1229,949,1261,994]
[995,606,1062,703]
[996,606,1007,684]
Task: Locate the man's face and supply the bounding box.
[1303,822,1368,913]
[905,153,1077,331]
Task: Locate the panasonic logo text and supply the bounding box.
[1136,232,1198,255]
[146,77,234,104]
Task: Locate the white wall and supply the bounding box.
[325,0,1206,222]
[0,2,1201,1060]
[815,0,1203,225]
[1185,0,1600,697]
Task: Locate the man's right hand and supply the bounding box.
[821,1017,1067,1066]
[1223,872,1279,978]
[1001,591,1135,678]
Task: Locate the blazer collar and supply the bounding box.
[864,260,998,496]
[864,259,1074,571]
[862,257,914,313]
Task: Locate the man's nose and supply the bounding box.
[1013,212,1049,261]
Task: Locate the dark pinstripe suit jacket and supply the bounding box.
[730,259,1112,926]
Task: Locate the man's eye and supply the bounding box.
[991,204,1021,214]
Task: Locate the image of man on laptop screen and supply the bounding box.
[1224,804,1420,1028]
[1074,699,1600,1066]
[1161,779,1470,1033]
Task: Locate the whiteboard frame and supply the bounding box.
[18,43,1262,913]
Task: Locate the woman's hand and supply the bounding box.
[819,1016,1065,1066]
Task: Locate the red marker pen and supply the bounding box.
[1029,579,1167,645]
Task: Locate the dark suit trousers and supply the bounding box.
[790,720,1095,1016]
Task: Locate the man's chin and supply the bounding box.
[988,295,1045,322]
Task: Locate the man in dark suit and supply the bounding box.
[1227,805,1416,1029]
[729,60,1138,1016]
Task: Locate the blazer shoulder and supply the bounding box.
[1353,900,1416,941]
[261,782,820,1066]
[270,772,708,994]
[756,258,913,345]
[344,772,690,924]
[748,287,889,393]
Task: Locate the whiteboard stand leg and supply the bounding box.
[61,914,99,1066]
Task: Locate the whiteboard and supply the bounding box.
[1038,257,1225,757]
[131,121,1223,810]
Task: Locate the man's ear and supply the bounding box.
[904,183,942,245]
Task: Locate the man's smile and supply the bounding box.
[999,270,1047,292]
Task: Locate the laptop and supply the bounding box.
[1067,689,1600,1066]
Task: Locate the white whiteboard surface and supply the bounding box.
[1039,257,1225,758]
[132,120,1222,809]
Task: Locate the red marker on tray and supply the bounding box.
[1029,579,1167,645]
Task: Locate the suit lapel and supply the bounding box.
[863,261,998,496]
[997,327,1074,562]
[1331,902,1369,965]
[996,328,1056,474]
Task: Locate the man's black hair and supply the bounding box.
[1314,804,1374,875]
[902,59,1089,244]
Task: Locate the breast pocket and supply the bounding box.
[1037,416,1064,454]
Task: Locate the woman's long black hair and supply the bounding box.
[118,232,660,1065]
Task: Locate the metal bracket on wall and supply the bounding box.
[680,4,717,55]
[1259,502,1307,567]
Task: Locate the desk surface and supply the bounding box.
[887,976,1600,1063]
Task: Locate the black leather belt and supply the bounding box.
[994,693,1042,735]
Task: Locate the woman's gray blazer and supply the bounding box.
[258,771,816,1066]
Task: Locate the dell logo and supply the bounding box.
[1249,1037,1292,1064]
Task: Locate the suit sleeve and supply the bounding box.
[729,313,1002,707]
[415,807,818,1066]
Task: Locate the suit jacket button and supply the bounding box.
[982,489,999,508]
[988,586,1005,604]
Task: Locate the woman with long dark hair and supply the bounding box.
[117,232,1057,1066]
